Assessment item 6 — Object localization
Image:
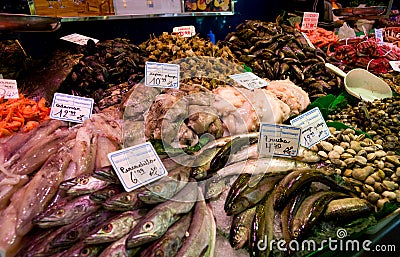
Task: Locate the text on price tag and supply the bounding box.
[290,107,331,148]
[50,93,94,123]
[108,142,167,192]
[0,79,19,99]
[301,12,319,30]
[229,72,269,90]
[60,33,99,45]
[258,123,301,157]
[145,62,180,89]
[173,26,196,37]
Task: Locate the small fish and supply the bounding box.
[97,234,141,257]
[205,175,238,200]
[175,188,216,257]
[324,197,374,221]
[85,209,146,244]
[89,184,123,203]
[33,194,100,228]
[141,212,192,257]
[191,147,220,180]
[102,189,144,211]
[93,166,120,184]
[230,206,256,250]
[224,173,252,213]
[60,173,111,196]
[126,182,197,249]
[138,165,190,204]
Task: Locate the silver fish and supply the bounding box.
[102,189,144,211]
[89,184,123,203]
[126,182,198,248]
[33,194,100,228]
[60,173,111,196]
[85,209,146,244]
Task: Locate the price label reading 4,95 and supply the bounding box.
[108,142,167,192]
[145,62,180,89]
[290,107,331,148]
[258,123,301,157]
[50,93,94,123]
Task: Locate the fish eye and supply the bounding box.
[234,234,241,241]
[55,209,65,217]
[80,247,91,256]
[124,195,131,201]
[67,230,78,240]
[80,178,89,185]
[142,221,154,232]
[102,223,113,233]
[155,250,164,257]
[154,185,162,192]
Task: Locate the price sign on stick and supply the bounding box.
[108,142,167,192]
[290,107,331,148]
[50,93,94,123]
[0,79,19,99]
[301,12,319,31]
[229,72,269,90]
[258,123,301,157]
[145,62,180,89]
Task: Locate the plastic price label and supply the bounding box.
[60,33,99,45]
[50,93,94,123]
[258,123,301,157]
[0,79,19,99]
[108,142,167,192]
[145,62,180,89]
[229,72,269,90]
[173,26,196,37]
[301,12,319,31]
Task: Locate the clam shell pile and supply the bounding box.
[313,127,400,208]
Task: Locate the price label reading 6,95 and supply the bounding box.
[145,62,180,89]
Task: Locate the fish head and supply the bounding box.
[191,166,207,180]
[103,192,139,210]
[67,176,108,195]
[68,243,105,257]
[33,207,67,227]
[230,225,249,250]
[52,229,81,248]
[85,222,116,243]
[226,198,249,216]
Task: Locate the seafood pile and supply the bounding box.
[304,27,339,49]
[0,107,122,256]
[0,95,51,137]
[380,71,400,95]
[311,127,400,208]
[221,20,343,99]
[58,38,146,101]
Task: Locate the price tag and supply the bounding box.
[258,123,301,157]
[301,32,316,49]
[173,26,196,37]
[145,62,180,89]
[50,93,94,123]
[301,12,319,31]
[390,61,400,72]
[375,28,384,44]
[108,142,167,192]
[0,79,19,99]
[290,107,331,148]
[60,33,99,45]
[229,72,269,90]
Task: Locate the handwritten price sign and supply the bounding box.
[50,93,94,123]
[145,62,180,89]
[0,79,19,99]
[108,142,167,192]
[290,107,331,148]
[173,26,196,37]
[229,72,269,90]
[258,123,301,157]
[301,12,319,31]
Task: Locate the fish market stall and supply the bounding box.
[0,14,400,257]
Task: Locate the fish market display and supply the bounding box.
[221,20,344,99]
[0,94,51,137]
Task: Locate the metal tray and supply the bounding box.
[333,6,386,16]
[0,13,61,32]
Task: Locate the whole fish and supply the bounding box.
[230,206,256,250]
[273,169,356,211]
[291,191,348,240]
[141,212,192,257]
[15,148,71,236]
[85,209,146,244]
[93,166,120,184]
[97,234,141,257]
[224,173,252,213]
[225,172,289,216]
[50,209,117,249]
[214,158,311,181]
[89,184,123,203]
[126,182,198,249]
[33,194,100,228]
[205,175,238,200]
[324,197,374,221]
[102,189,144,211]
[138,165,190,204]
[59,173,111,196]
[175,188,216,257]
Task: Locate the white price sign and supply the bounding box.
[258,123,301,157]
[50,93,94,123]
[390,61,400,72]
[290,107,331,148]
[173,26,196,37]
[145,62,180,89]
[301,12,319,30]
[229,72,269,90]
[0,79,19,99]
[108,142,167,192]
[60,33,99,45]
